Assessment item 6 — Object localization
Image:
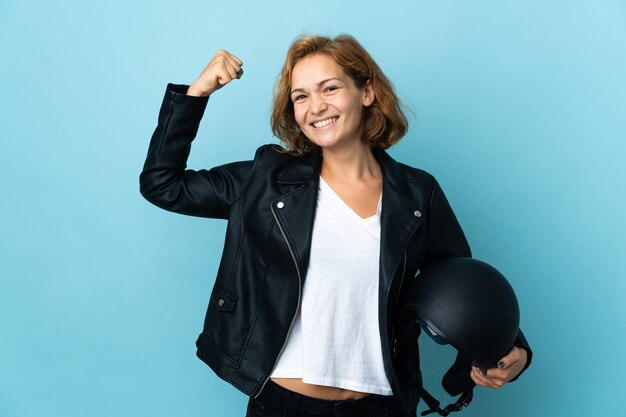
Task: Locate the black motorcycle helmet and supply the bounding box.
[400,257,521,416]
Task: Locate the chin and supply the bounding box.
[310,138,340,149]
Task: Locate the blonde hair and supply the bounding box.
[271,34,408,156]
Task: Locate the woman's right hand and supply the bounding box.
[187,50,244,97]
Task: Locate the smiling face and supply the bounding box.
[290,53,374,152]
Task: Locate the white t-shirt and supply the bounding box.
[270,176,392,395]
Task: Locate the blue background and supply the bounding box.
[1,1,625,416]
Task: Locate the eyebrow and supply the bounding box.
[291,77,343,95]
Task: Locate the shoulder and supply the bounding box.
[395,163,441,205]
[219,143,318,170]
[250,144,301,169]
[252,143,321,173]
[251,143,296,161]
[217,144,294,172]
[374,147,436,189]
[254,143,314,160]
[397,162,436,186]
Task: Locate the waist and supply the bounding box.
[255,379,398,416]
[271,378,371,400]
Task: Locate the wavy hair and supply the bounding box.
[271,34,408,156]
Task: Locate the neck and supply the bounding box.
[320,142,381,182]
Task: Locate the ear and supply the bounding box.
[362,80,375,107]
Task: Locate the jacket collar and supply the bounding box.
[275,146,413,197]
[276,149,322,184]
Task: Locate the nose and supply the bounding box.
[309,93,327,115]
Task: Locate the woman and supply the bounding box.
[140,34,531,417]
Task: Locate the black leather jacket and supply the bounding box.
[140,84,532,416]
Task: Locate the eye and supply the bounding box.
[324,86,339,93]
[293,94,306,102]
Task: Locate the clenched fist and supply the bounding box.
[187,50,244,97]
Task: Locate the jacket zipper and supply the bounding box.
[254,204,303,399]
[392,250,407,358]
[395,250,407,308]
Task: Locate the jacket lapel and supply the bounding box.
[373,148,425,298]
[272,150,322,277]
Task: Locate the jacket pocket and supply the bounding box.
[201,285,244,362]
[211,285,238,312]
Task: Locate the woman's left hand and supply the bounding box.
[470,347,528,389]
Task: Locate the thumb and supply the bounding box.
[497,346,520,369]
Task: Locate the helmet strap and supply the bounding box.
[418,386,474,416]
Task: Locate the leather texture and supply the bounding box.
[140,84,532,416]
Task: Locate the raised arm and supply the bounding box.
[140,51,253,219]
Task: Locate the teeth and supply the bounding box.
[312,117,338,128]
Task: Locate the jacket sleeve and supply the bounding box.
[422,178,472,267]
[139,83,255,219]
[423,178,533,382]
[509,328,533,382]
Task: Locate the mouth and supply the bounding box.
[310,117,338,129]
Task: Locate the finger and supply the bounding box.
[213,50,243,69]
[218,58,241,84]
[217,50,241,69]
[214,49,231,60]
[497,346,521,370]
[471,366,490,385]
[471,366,503,389]
[470,366,494,388]
[224,61,242,79]
[215,66,234,86]
[482,366,507,379]
[469,368,481,386]
[491,354,526,384]
[228,52,244,66]
[212,50,236,71]
[217,75,232,85]
[224,54,243,78]
[221,59,239,81]
[230,63,243,79]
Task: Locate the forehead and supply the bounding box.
[291,54,349,88]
